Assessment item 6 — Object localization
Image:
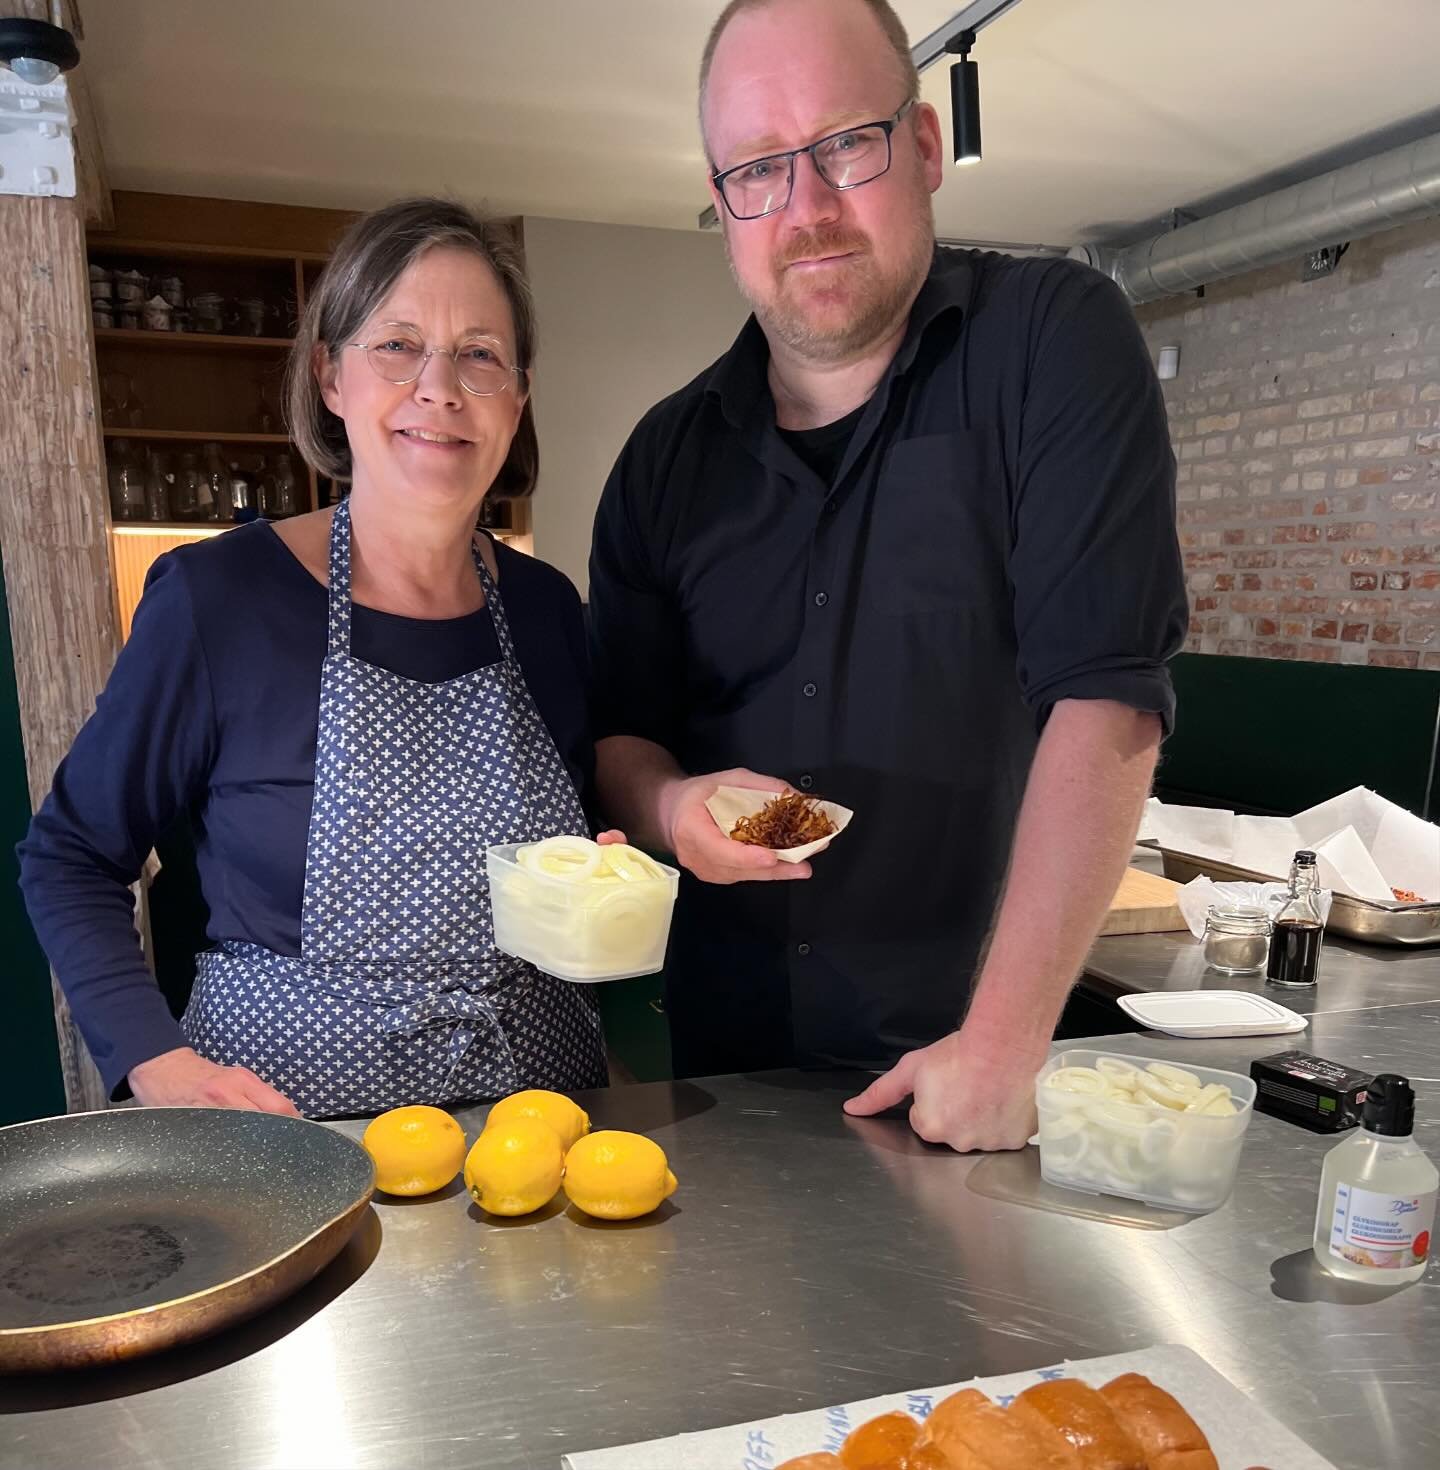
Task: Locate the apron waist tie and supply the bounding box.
[379,986,511,1038]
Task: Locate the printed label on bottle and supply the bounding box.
[1329,1183,1436,1269]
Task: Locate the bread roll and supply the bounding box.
[916,1388,1080,1469]
[1099,1373,1218,1470]
[1010,1380,1146,1469]
[839,1409,920,1468]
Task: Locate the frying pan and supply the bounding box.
[0,1107,374,1372]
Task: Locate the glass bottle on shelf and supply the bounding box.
[229,462,257,524]
[172,452,203,522]
[107,439,146,522]
[255,454,277,518]
[202,442,231,521]
[144,451,172,522]
[270,451,302,517]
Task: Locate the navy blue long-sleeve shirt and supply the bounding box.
[18,520,592,1097]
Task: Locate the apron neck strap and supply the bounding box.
[326,499,355,655]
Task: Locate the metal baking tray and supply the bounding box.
[1158,847,1440,948]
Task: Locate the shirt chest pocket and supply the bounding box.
[862,430,1011,617]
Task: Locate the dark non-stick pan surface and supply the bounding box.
[0,1107,374,1371]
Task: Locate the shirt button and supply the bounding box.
[798,773,814,790]
[797,942,811,956]
[814,591,829,607]
[802,682,817,698]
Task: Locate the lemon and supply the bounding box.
[361,1105,466,1197]
[563,1130,678,1220]
[485,1089,592,1154]
[464,1117,564,1216]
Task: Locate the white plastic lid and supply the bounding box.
[1116,989,1308,1038]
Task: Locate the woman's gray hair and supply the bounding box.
[286,197,539,498]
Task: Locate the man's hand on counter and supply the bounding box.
[128,1046,301,1115]
[843,1027,1043,1152]
[659,768,813,885]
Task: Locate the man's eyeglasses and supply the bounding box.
[712,99,916,222]
[344,325,527,397]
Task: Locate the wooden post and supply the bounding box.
[1,0,116,1111]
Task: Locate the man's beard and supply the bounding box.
[732,214,934,365]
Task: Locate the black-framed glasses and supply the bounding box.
[712,99,916,222]
[345,323,527,397]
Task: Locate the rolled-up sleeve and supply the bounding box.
[587,427,685,753]
[1010,266,1188,733]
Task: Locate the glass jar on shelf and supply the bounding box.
[268,451,303,517]
[191,293,226,334]
[229,462,257,523]
[106,439,146,522]
[234,298,268,336]
[172,452,204,521]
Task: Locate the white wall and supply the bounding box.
[522,216,745,596]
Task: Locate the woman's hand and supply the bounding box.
[128,1046,301,1115]
[595,829,629,846]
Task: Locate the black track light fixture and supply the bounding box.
[945,29,982,167]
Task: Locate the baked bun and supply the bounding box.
[839,1409,920,1468]
[1011,1379,1147,1469]
[915,1388,1079,1469]
[1099,1374,1219,1470]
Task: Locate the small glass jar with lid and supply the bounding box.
[1203,905,1271,974]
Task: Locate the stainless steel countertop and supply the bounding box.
[1085,927,1440,1014]
[5,1002,1437,1470]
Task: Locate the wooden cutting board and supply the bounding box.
[1099,866,1189,936]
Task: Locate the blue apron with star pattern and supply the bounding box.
[182,500,608,1117]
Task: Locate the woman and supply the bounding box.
[20,198,613,1117]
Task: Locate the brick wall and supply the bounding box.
[1134,216,1440,669]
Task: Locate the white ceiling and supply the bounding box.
[81,0,1440,246]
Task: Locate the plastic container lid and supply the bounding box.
[1117,989,1308,1038]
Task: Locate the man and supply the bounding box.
[587,0,1187,1151]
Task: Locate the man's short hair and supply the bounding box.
[699,0,921,154]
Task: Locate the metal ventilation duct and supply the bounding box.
[1070,130,1440,304]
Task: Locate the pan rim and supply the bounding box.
[0,1106,376,1341]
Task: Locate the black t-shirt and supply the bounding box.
[588,247,1188,1076]
[778,403,866,486]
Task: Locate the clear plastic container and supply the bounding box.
[486,841,679,983]
[1034,1048,1257,1214]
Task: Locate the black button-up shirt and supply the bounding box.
[588,248,1187,1077]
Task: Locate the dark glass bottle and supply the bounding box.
[1267,849,1324,988]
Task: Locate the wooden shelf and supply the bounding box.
[88,235,328,266]
[103,428,292,444]
[96,328,293,352]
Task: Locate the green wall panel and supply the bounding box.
[0,564,65,1125]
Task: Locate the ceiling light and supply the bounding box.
[945,29,982,166]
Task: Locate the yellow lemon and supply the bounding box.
[361,1105,466,1197]
[464,1117,564,1216]
[485,1088,592,1153]
[563,1131,678,1220]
